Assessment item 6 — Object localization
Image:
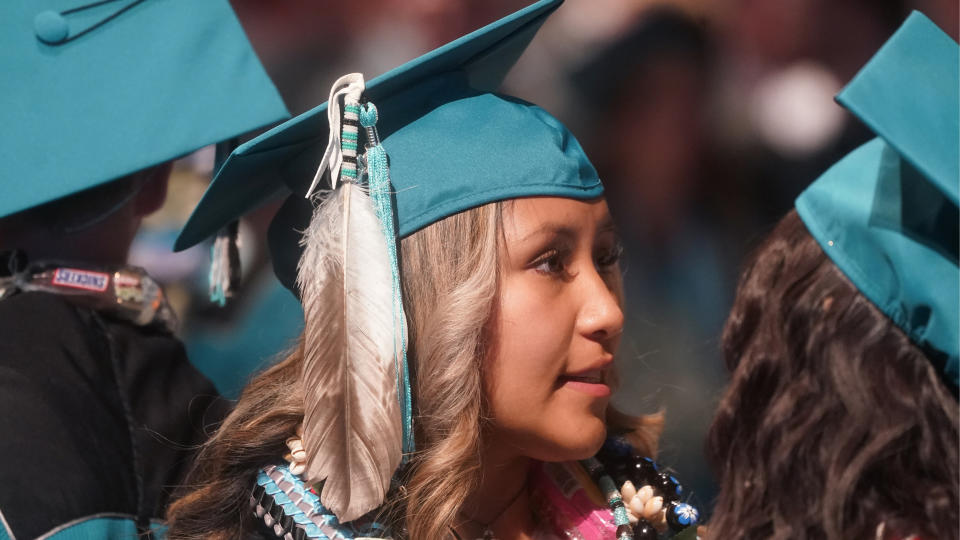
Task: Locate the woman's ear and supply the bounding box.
[133,162,173,217]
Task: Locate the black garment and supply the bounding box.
[0,292,228,538]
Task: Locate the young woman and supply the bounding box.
[166,2,700,539]
[705,13,959,540]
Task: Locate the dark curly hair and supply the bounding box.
[706,210,959,540]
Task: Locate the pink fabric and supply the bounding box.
[531,461,618,539]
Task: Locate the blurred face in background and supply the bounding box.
[610,54,708,236]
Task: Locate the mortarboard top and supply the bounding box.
[0,0,290,219]
[175,0,603,291]
[796,11,959,386]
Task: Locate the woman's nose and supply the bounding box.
[576,268,624,342]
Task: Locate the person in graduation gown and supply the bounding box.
[165,2,703,539]
[0,1,289,538]
[705,13,958,540]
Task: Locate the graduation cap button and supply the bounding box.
[34,10,69,44]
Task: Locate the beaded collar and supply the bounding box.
[251,463,387,540]
[252,436,700,539]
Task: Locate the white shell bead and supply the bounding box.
[629,494,646,516]
[286,437,304,453]
[642,496,663,519]
[637,484,654,504]
[621,480,637,501]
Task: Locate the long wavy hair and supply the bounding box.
[166,200,662,539]
[706,210,959,540]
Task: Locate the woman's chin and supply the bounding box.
[570,419,608,459]
[537,417,608,462]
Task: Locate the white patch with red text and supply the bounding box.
[52,268,109,292]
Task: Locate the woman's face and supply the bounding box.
[486,196,624,462]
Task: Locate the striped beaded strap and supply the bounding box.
[339,103,360,182]
[252,464,358,540]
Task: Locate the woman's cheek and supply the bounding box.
[498,278,568,358]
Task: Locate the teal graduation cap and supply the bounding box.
[175,0,601,285]
[0,0,289,218]
[796,11,959,387]
[176,0,605,524]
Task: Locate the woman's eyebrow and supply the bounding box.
[597,218,618,235]
[518,223,577,243]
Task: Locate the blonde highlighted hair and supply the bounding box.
[166,201,662,539]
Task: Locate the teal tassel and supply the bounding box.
[208,141,241,306]
[359,102,414,457]
[209,242,226,307]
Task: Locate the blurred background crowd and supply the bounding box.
[132,0,958,517]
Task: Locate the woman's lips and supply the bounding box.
[558,373,611,397]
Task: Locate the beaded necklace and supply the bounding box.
[263,434,699,539]
[579,436,700,540]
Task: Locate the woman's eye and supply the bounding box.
[532,249,567,276]
[596,242,623,269]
